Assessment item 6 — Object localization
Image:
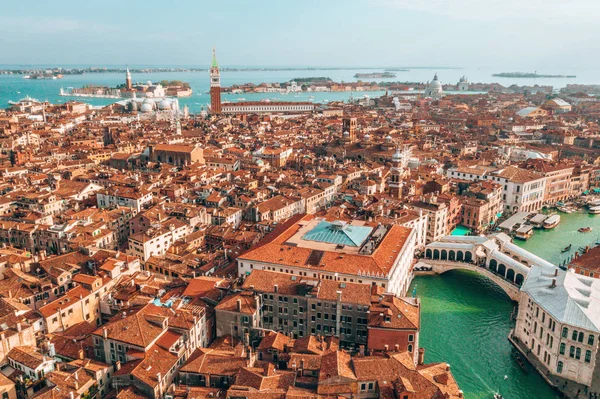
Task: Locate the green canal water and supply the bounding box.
[410,210,600,399]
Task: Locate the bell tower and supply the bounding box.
[389,144,404,198]
[125,66,132,90]
[210,48,222,114]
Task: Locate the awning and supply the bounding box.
[594,188,600,193]
[583,190,590,195]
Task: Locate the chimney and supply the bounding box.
[74,371,79,381]
[78,349,84,360]
[273,284,278,293]
[446,363,451,372]
[74,380,79,390]
[418,348,425,365]
[359,345,365,356]
[554,268,558,276]
[16,322,21,332]
[394,344,400,352]
[102,327,107,339]
[300,359,305,371]
[236,298,242,312]
[384,344,389,352]
[551,278,556,288]
[116,360,122,371]
[336,290,342,302]
[459,391,464,398]
[69,392,74,399]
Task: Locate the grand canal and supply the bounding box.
[410,210,600,399]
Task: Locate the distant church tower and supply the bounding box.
[125,66,132,90]
[210,48,222,115]
[342,117,357,143]
[389,145,404,198]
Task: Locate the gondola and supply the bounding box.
[513,354,528,373]
[561,244,572,253]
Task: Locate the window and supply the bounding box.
[408,344,413,352]
[578,332,584,343]
[560,343,565,355]
[585,350,592,363]
[557,361,563,373]
[408,334,414,342]
[572,330,578,341]
[562,327,568,338]
[576,348,581,360]
[589,335,595,346]
[570,346,575,358]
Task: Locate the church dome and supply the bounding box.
[385,135,393,143]
[392,148,403,162]
[343,130,350,137]
[140,102,153,113]
[363,133,371,141]
[429,74,442,88]
[158,99,172,110]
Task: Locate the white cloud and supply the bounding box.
[372,0,600,21]
[0,16,118,35]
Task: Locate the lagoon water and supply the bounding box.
[3,66,600,111]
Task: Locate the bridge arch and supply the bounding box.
[465,251,472,262]
[506,268,515,282]
[490,259,498,272]
[516,273,525,286]
[498,264,507,278]
[449,250,455,261]
[418,260,520,301]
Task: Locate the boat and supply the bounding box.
[562,244,572,253]
[543,214,560,229]
[513,354,528,373]
[589,206,600,214]
[588,199,600,207]
[579,227,593,233]
[493,393,504,399]
[514,224,534,240]
[558,206,574,213]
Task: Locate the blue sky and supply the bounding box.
[2,0,598,68]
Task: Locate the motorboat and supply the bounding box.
[543,214,560,229]
[562,244,572,253]
[493,393,504,399]
[578,227,593,233]
[589,206,600,214]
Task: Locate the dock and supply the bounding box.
[498,211,531,232]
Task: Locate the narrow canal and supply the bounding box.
[410,210,600,399]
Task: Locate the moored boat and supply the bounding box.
[543,214,560,229]
[589,206,600,214]
[562,244,572,253]
[578,227,593,233]
[514,225,534,240]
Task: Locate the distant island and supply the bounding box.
[354,72,396,78]
[384,68,410,72]
[493,72,577,78]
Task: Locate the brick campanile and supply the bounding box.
[210,48,222,114]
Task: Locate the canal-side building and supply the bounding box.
[236,214,416,296]
[513,267,600,389]
[488,166,547,214]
